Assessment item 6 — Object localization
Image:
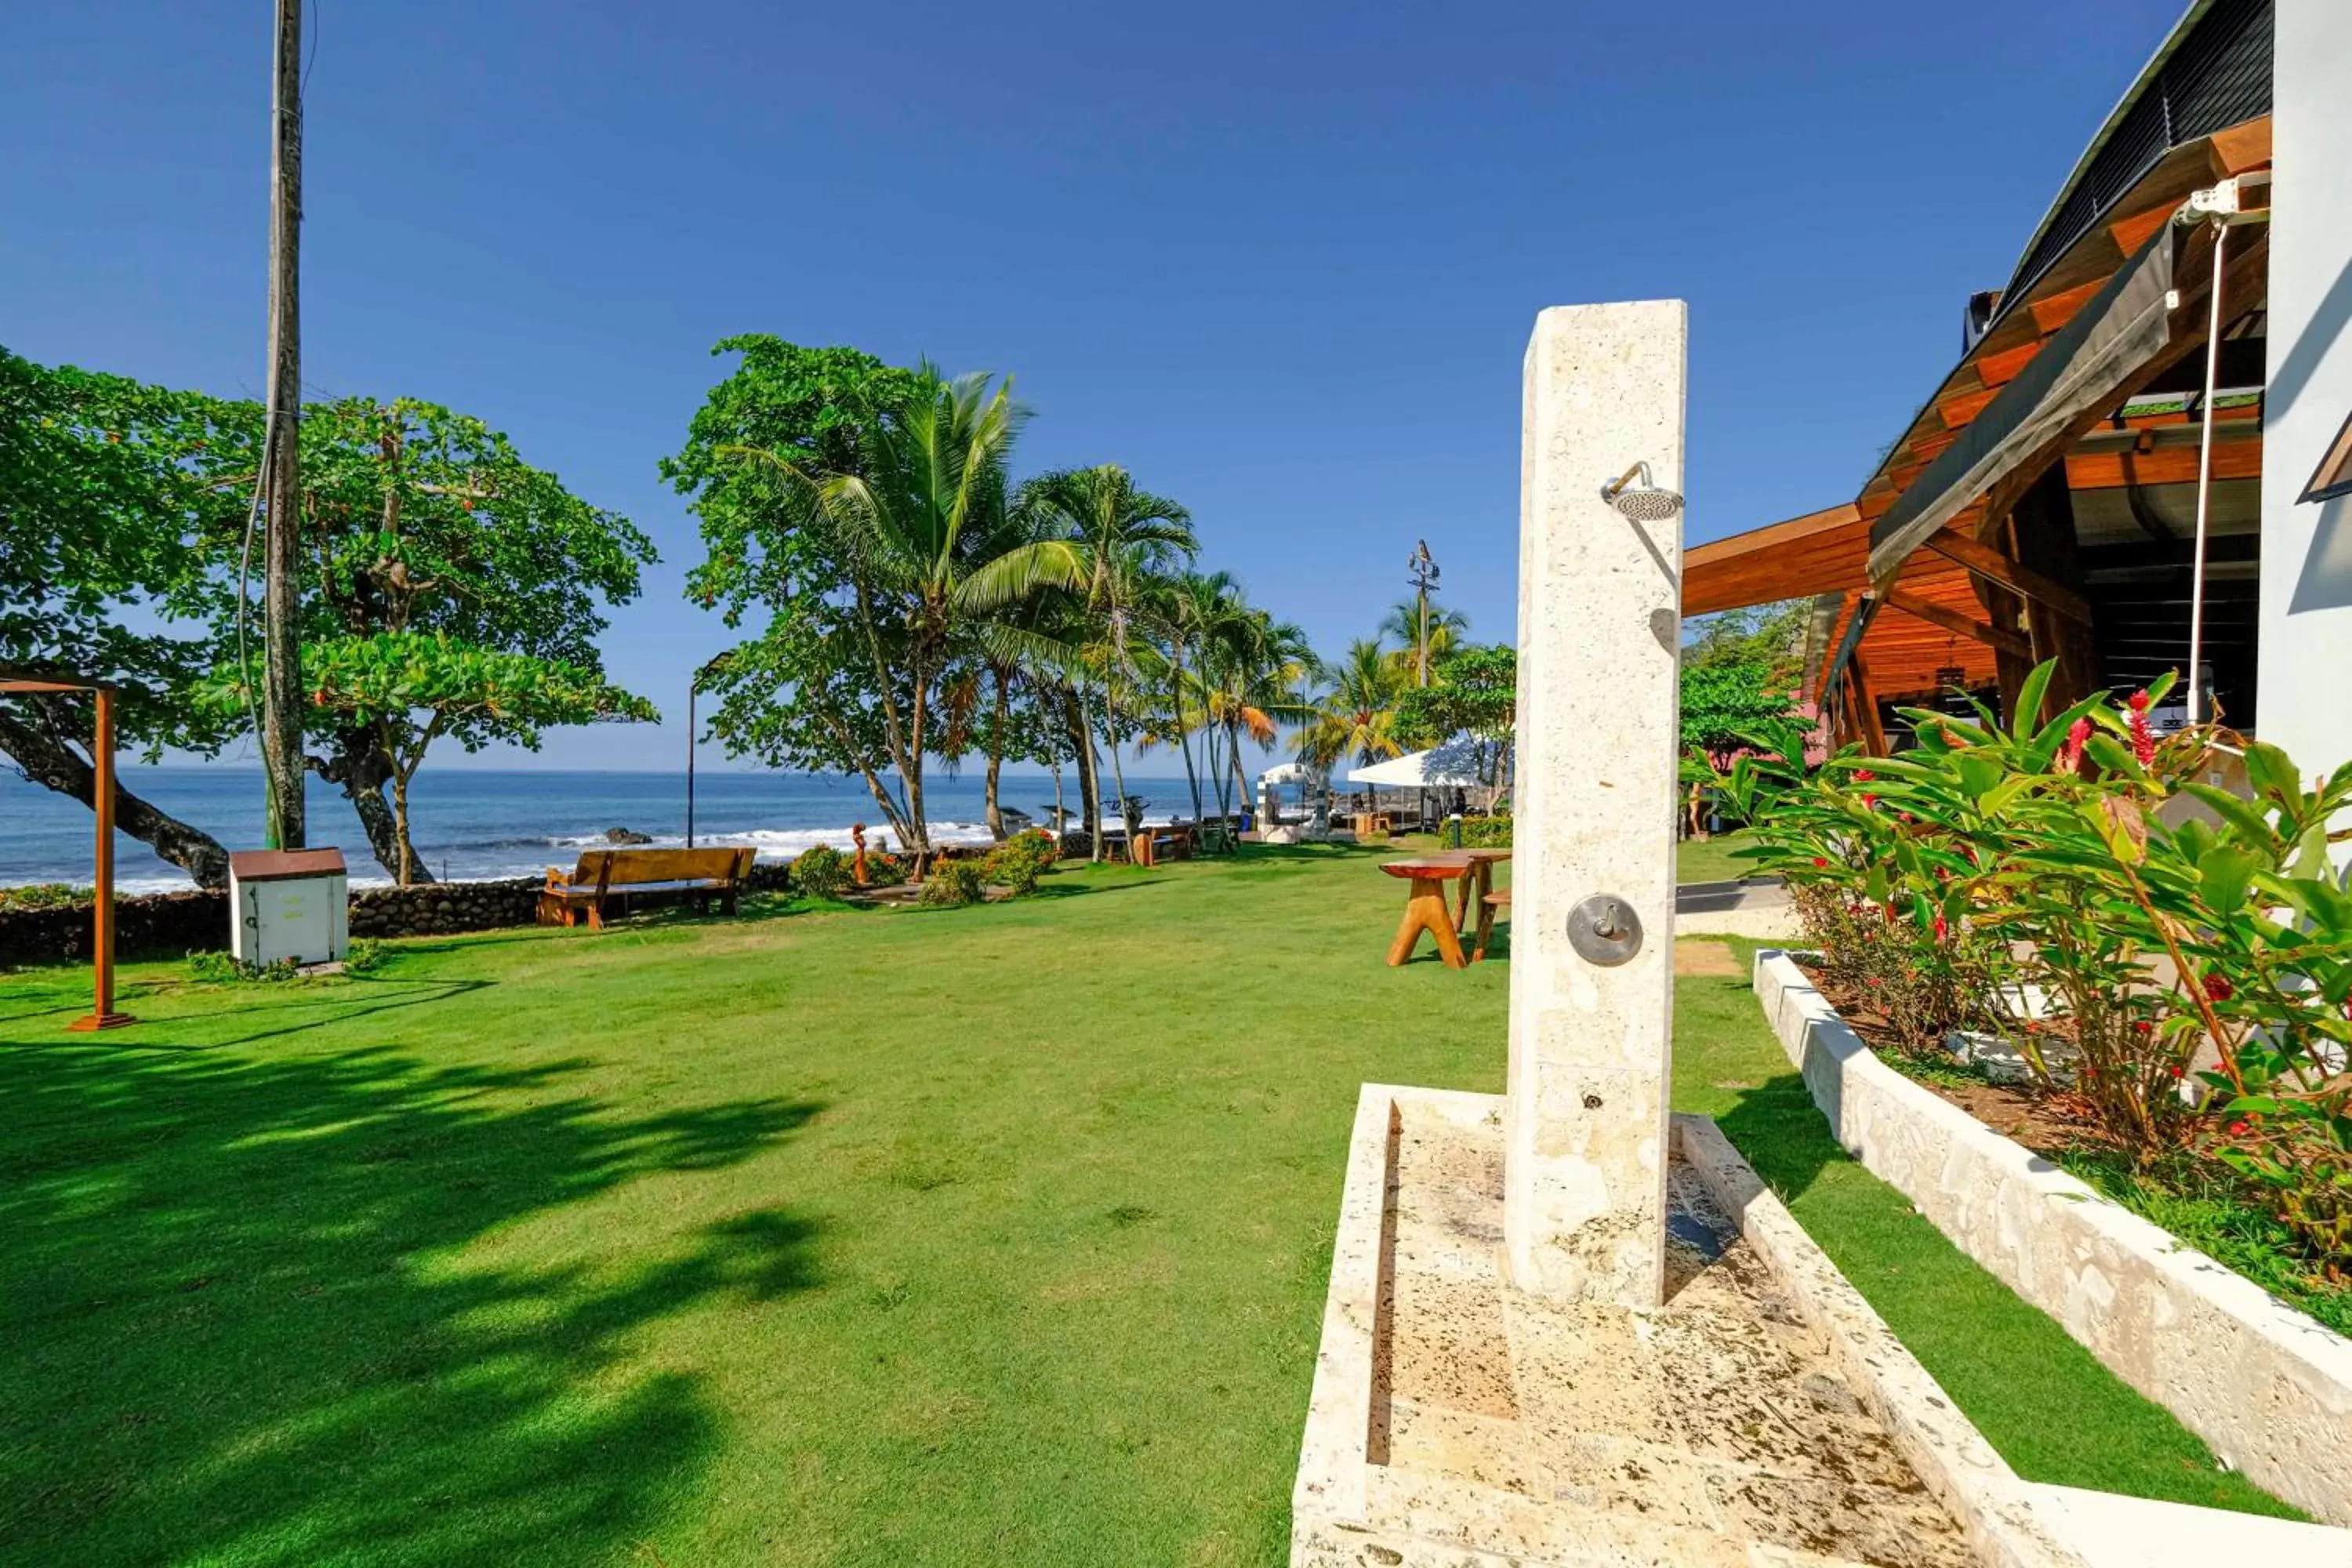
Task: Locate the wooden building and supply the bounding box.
[1684,0,2278,750]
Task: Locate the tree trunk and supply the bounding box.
[261,0,307,851]
[390,768,419,886]
[1104,692,1134,837]
[1065,686,1102,861]
[1168,664,1204,830]
[1225,719,1251,827]
[310,724,427,884]
[0,707,233,889]
[984,669,1009,841]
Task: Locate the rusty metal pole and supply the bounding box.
[67,688,134,1032]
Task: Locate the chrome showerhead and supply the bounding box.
[1600,462,1683,522]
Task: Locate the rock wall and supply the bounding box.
[0,889,228,964]
[347,879,543,939]
[3,829,1134,967]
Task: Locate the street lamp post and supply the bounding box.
[1406,539,1441,687]
[686,653,728,849]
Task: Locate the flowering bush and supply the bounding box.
[916,858,986,909]
[791,844,851,899]
[979,829,1060,895]
[1719,661,2352,1269]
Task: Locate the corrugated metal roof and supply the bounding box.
[1991,0,2271,334]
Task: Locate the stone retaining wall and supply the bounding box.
[0,845,1025,965]
[1752,947,2352,1527]
[0,889,228,964]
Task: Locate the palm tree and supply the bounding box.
[1377,599,1468,685]
[737,365,1063,866]
[1141,568,1241,831]
[1301,638,1407,771]
[1196,597,1316,824]
[995,464,1195,858]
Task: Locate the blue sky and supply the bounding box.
[3,0,2183,772]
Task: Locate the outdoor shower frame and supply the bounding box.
[0,668,136,1030]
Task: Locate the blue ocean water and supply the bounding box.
[0,765,1199,891]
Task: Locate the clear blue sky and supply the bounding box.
[2,0,2183,771]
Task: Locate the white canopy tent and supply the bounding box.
[1343,736,1486,789]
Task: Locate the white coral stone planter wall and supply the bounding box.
[1751,949,2352,1528]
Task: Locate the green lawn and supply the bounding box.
[0,847,2288,1566]
[1675,827,1758,884]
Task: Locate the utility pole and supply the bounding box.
[261,0,307,849]
[1406,539,1440,688]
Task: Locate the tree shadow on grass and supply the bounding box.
[0,1042,822,1566]
[1714,1069,1844,1203]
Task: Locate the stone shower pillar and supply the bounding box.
[1504,301,1686,1309]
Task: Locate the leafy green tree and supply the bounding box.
[0,347,250,885]
[1679,660,1802,838]
[678,346,1067,863]
[1393,642,1516,797]
[191,395,657,881]
[1684,599,1809,684]
[205,633,654,884]
[1301,639,1406,774]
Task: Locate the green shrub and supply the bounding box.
[186,949,300,984]
[344,938,387,974]
[0,883,91,911]
[864,851,907,888]
[979,829,1059,895]
[1457,815,1512,848]
[793,845,850,899]
[917,859,985,909]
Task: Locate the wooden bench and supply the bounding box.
[538,846,755,931]
[1133,825,1196,868]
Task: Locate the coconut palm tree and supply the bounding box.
[735,365,1065,866]
[1193,596,1316,824]
[1301,638,1408,771]
[991,463,1195,858]
[1139,568,1242,831]
[1377,599,1469,685]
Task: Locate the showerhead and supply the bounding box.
[1600,462,1683,522]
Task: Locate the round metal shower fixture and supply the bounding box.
[1599,462,1684,522]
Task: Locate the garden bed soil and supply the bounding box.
[1794,960,2101,1158]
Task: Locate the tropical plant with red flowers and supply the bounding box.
[1719,659,2352,1276]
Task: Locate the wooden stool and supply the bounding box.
[1473,887,1512,962]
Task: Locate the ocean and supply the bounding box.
[0,765,1204,892]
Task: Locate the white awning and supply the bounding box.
[1345,738,1484,789]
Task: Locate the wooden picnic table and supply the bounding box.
[1378,850,1512,968]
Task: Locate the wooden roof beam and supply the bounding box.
[1921,528,2092,624]
[1880,586,2032,659]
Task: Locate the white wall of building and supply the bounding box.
[2257,0,2352,779]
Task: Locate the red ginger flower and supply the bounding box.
[2128,691,2156,764]
[2059,717,2091,775]
[1811,856,1828,868]
[2204,971,2234,1002]
[1853,768,1875,783]
[1932,913,1948,941]
[2230,1120,2251,1136]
